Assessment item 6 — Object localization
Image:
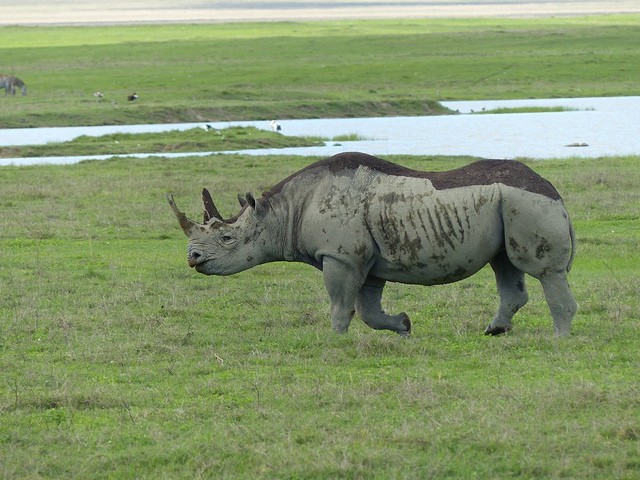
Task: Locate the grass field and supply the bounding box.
[1,15,640,127]
[0,127,322,158]
[1,153,639,478]
[1,14,640,479]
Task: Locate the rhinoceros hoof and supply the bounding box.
[397,313,412,337]
[484,324,512,336]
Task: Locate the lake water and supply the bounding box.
[1,96,640,166]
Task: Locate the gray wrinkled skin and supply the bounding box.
[168,152,577,337]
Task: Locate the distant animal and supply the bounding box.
[94,91,104,100]
[127,93,138,101]
[168,152,577,337]
[0,74,27,96]
[270,120,282,132]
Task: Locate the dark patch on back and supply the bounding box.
[263,152,562,201]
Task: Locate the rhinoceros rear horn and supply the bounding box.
[202,188,223,222]
[166,193,197,237]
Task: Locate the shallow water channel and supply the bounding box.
[1,96,639,166]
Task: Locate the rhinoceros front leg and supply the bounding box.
[485,251,529,335]
[356,278,411,335]
[322,257,362,333]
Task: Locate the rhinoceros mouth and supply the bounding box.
[193,260,216,275]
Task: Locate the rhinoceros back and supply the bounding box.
[264,152,561,202]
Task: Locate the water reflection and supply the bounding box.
[1,96,639,166]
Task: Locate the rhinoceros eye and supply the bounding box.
[221,234,236,245]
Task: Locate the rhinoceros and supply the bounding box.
[168,152,577,336]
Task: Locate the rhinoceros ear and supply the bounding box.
[237,193,248,208]
[245,192,268,217]
[202,188,223,223]
[166,193,197,237]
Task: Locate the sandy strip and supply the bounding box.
[3,1,640,26]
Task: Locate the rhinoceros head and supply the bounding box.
[167,188,270,276]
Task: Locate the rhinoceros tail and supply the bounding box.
[567,218,576,273]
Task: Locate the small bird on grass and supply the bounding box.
[127,93,139,101]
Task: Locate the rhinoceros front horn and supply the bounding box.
[202,188,223,222]
[166,193,197,237]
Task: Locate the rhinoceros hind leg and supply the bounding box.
[356,279,411,335]
[539,273,577,337]
[485,251,529,335]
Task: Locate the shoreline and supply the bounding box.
[2,97,640,164]
[3,2,640,27]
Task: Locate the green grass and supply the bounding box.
[330,133,373,142]
[1,14,639,479]
[2,15,640,127]
[472,106,582,114]
[1,154,638,478]
[0,127,322,158]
